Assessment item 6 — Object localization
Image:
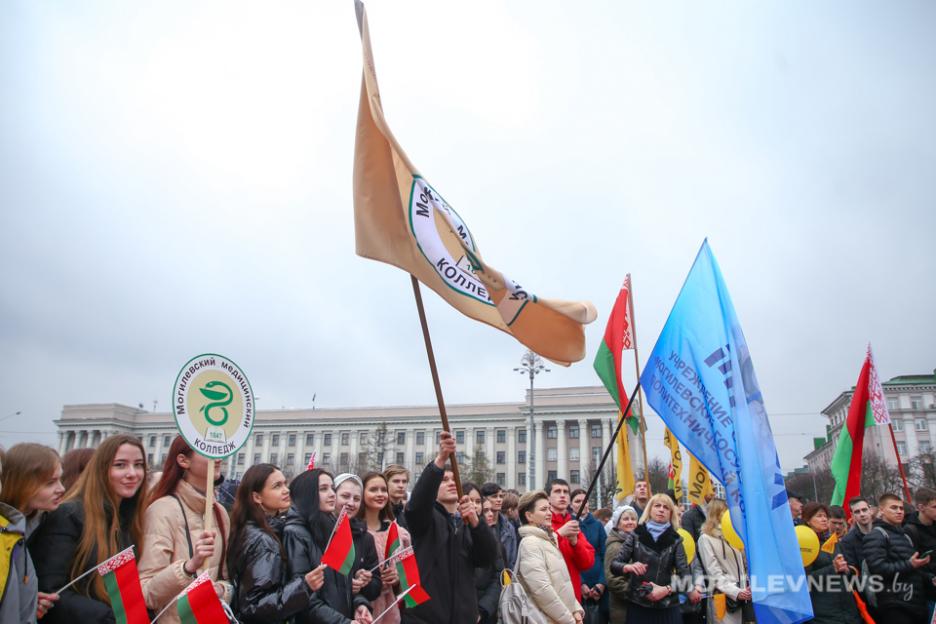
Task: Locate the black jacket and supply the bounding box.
[401,462,498,624]
[31,499,136,624]
[609,524,691,610]
[391,502,408,531]
[863,520,928,616]
[838,525,868,571]
[475,534,505,624]
[227,519,316,623]
[282,508,378,623]
[680,505,706,543]
[803,550,860,624]
[904,514,936,598]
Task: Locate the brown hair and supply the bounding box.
[229,464,285,566]
[383,464,409,481]
[502,491,519,513]
[0,443,61,513]
[61,448,95,493]
[67,434,148,602]
[357,472,396,523]
[801,502,830,525]
[700,499,728,538]
[517,490,549,525]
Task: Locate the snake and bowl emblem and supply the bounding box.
[198,380,233,426]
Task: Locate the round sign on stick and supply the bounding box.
[796,525,820,567]
[677,528,696,564]
[172,353,254,546]
[720,511,744,551]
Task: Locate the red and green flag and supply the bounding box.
[385,521,429,607]
[830,345,891,512]
[322,506,356,575]
[96,546,148,624]
[177,573,228,624]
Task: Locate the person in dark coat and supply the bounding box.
[481,482,519,569]
[402,431,498,624]
[284,468,375,623]
[31,435,149,624]
[680,497,710,543]
[904,487,936,602]
[572,489,608,624]
[863,493,931,624]
[476,497,506,624]
[801,503,860,624]
[227,464,326,623]
[609,494,698,624]
[838,497,875,572]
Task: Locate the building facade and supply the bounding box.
[56,386,621,492]
[805,369,936,472]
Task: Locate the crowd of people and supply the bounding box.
[1,430,935,624]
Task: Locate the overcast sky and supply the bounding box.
[2,1,934,473]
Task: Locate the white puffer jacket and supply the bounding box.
[516,525,583,624]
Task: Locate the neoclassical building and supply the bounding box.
[56,386,620,491]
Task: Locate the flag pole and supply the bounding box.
[576,381,641,520]
[627,274,651,481]
[410,275,464,498]
[887,422,914,503]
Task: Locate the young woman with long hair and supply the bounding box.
[0,443,67,621]
[31,434,148,623]
[334,474,381,604]
[697,500,750,624]
[138,435,232,624]
[357,471,412,624]
[226,463,325,623]
[283,468,374,623]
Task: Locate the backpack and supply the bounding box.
[498,568,548,624]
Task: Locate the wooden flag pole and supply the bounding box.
[411,275,464,498]
[200,459,216,574]
[887,422,914,503]
[627,275,651,481]
[576,381,641,520]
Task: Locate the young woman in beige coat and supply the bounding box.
[697,500,750,624]
[516,490,584,624]
[138,436,232,624]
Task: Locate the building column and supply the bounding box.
[350,430,360,471]
[557,419,568,480]
[486,426,495,466]
[578,419,590,475]
[244,435,255,477]
[534,421,544,491]
[296,431,306,477]
[507,427,517,489]
[405,427,415,470]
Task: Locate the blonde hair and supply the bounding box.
[638,493,677,525]
[701,499,728,538]
[0,443,60,513]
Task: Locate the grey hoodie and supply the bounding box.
[0,501,37,624]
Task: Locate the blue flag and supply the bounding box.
[639,240,812,624]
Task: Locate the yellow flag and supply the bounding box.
[352,2,596,365]
[615,411,636,502]
[664,428,683,502]
[821,531,839,554]
[686,452,714,506]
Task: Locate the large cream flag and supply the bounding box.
[352,2,596,365]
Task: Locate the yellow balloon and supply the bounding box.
[677,528,696,564]
[796,525,820,567]
[720,511,745,550]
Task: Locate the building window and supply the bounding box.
[149,436,156,448]
[569,447,580,461]
[518,450,526,464]
[894,419,904,432]
[457,452,466,465]
[341,433,350,446]
[339,453,350,471]
[415,452,425,466]
[286,453,295,465]
[887,398,899,411]
[271,453,279,465]
[323,433,332,446]
[518,429,527,444]
[271,434,280,447]
[547,470,557,483]
[396,452,405,464]
[435,431,441,444]
[496,472,506,486]
[920,441,932,454]
[916,419,928,432]
[911,396,923,410]
[253,453,261,464]
[237,453,245,466]
[162,434,171,447]
[592,447,601,465]
[547,448,558,461]
[496,429,506,444]
[304,452,312,466]
[416,431,425,446]
[568,425,579,439]
[496,451,506,465]
[397,431,406,445]
[148,453,154,464]
[476,430,485,444]
[897,442,908,456]
[518,473,526,487]
[306,433,315,445]
[591,425,602,439]
[322,452,332,466]
[570,469,580,484]
[358,452,367,467]
[288,434,296,447]
[547,425,558,439]
[456,430,465,444]
[360,431,368,444]
[256,433,264,445]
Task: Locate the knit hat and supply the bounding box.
[334,473,364,491]
[605,504,637,535]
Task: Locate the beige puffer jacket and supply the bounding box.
[138,479,232,624]
[516,525,583,624]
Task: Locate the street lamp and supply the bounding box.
[515,350,549,491]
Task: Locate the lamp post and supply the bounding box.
[515,350,549,491]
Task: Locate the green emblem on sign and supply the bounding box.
[199,380,233,426]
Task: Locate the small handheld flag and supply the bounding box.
[96,546,148,624]
[176,573,228,624]
[322,505,356,575]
